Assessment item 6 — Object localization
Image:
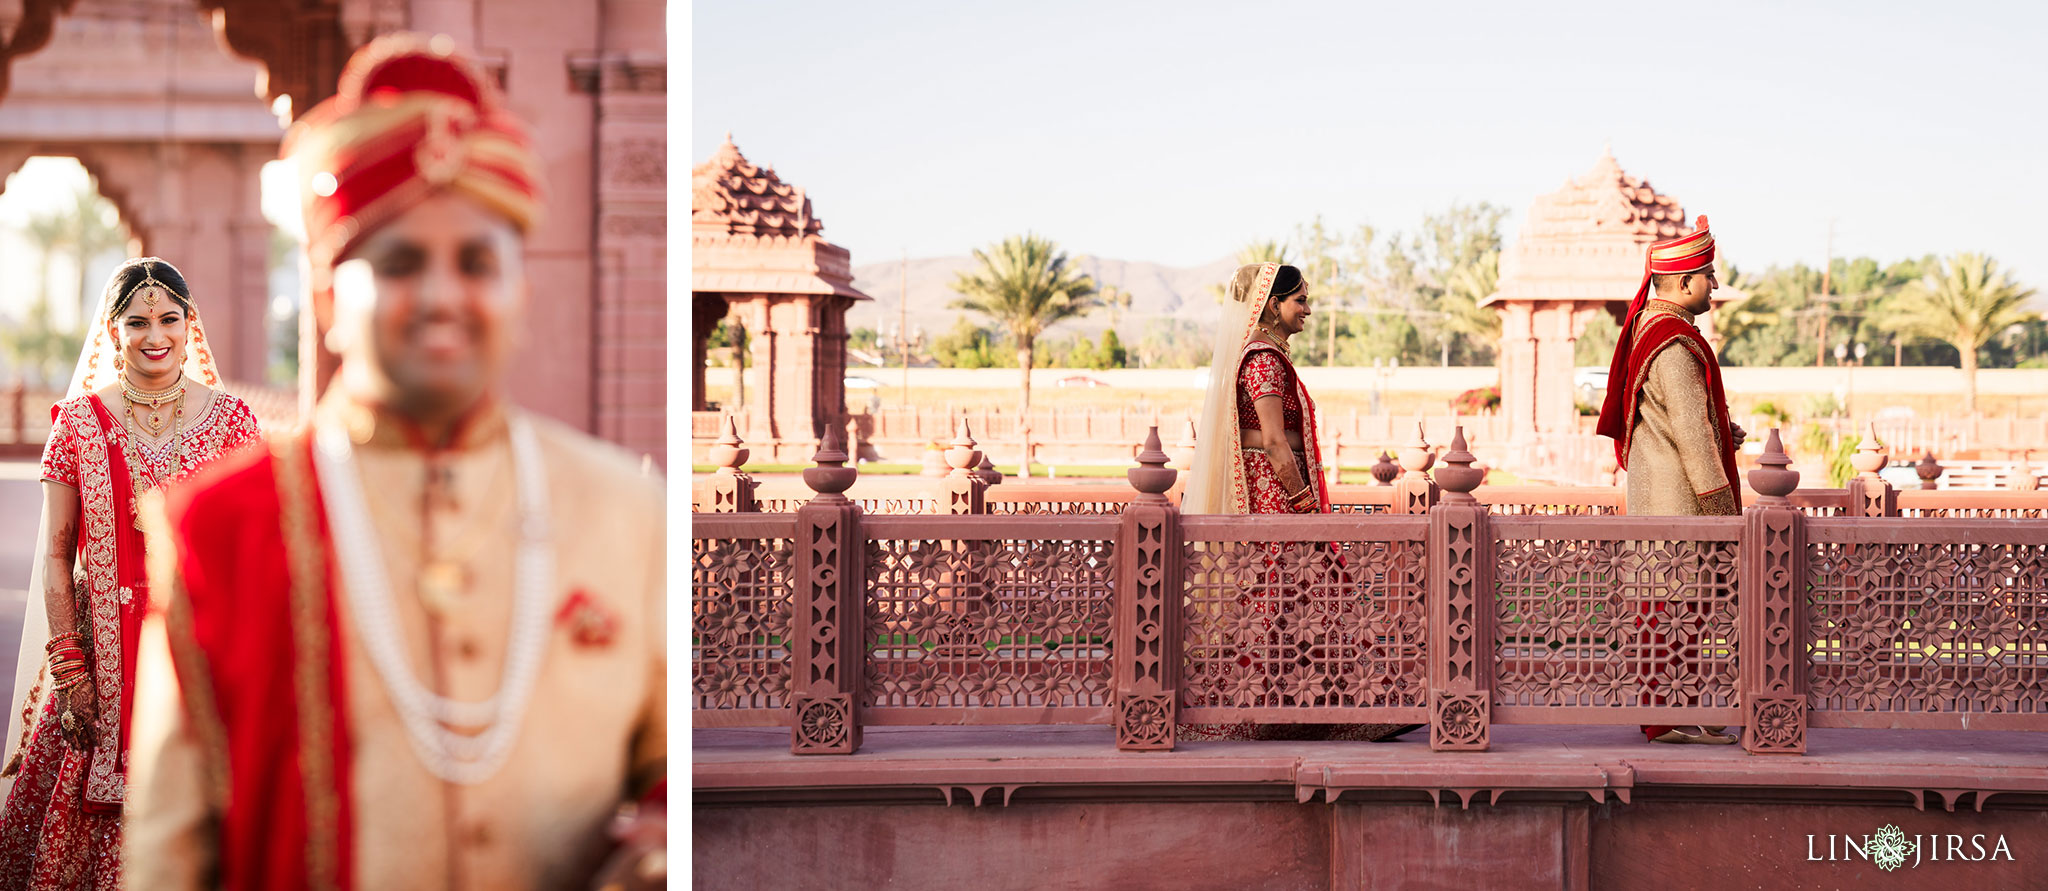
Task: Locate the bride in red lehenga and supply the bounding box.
[1177,263,1420,743]
[0,258,261,890]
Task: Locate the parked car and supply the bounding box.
[1575,368,1610,405]
[1057,375,1110,388]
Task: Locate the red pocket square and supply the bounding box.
[557,589,619,648]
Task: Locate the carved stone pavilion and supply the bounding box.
[0,0,667,464]
[692,134,870,463]
[1484,150,1742,481]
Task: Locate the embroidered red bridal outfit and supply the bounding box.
[0,259,259,890]
[1177,263,1414,743]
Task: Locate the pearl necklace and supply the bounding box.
[313,414,555,785]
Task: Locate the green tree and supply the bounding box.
[0,209,84,388]
[1880,253,2038,412]
[61,189,127,316]
[949,234,1100,414]
[929,316,1008,369]
[1098,329,1126,369]
[1441,249,1501,363]
[1381,202,1507,366]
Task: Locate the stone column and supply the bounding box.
[583,45,666,463]
[1428,427,1492,751]
[1740,428,1808,754]
[1115,428,1181,750]
[790,426,863,755]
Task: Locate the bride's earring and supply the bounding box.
[113,353,125,372]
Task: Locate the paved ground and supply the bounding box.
[0,466,43,710]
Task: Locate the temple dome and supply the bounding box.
[692,133,826,239]
[1530,148,1687,242]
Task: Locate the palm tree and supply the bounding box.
[949,234,1100,415]
[1,210,80,387]
[1441,250,1502,355]
[1881,253,2038,412]
[63,189,127,317]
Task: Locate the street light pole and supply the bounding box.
[909,247,917,407]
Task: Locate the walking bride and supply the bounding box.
[1179,262,1419,743]
[0,258,260,889]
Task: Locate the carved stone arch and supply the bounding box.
[197,0,357,117]
[0,0,78,103]
[55,143,161,247]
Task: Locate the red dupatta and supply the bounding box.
[56,395,149,814]
[1602,316,1741,496]
[159,433,353,891]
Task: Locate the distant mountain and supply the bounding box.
[848,254,1240,339]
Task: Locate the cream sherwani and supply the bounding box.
[123,400,666,890]
[1623,300,1740,517]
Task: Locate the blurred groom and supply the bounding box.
[123,33,666,890]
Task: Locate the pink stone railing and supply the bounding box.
[691,423,2048,756]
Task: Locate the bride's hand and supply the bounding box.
[59,683,96,750]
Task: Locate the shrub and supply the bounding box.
[1453,385,1502,414]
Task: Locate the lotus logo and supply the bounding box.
[1867,825,1914,872]
[1808,825,2014,869]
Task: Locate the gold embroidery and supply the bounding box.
[65,399,127,807]
[274,435,342,891]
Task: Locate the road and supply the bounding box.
[0,469,41,711]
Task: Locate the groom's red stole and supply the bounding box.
[160,433,353,891]
[1595,315,1741,499]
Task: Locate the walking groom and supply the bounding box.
[1596,214,1746,746]
[122,33,666,889]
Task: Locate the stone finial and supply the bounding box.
[1169,419,1198,471]
[1435,426,1484,502]
[1850,422,1887,479]
[973,453,1004,487]
[1746,427,1799,502]
[1369,450,1399,486]
[946,416,983,476]
[1398,422,1435,478]
[803,424,857,497]
[919,441,949,477]
[1128,426,1177,497]
[707,412,748,470]
[1915,451,1943,490]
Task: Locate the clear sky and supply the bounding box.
[693,0,2048,288]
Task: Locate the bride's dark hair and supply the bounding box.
[105,257,195,319]
[1270,265,1304,299]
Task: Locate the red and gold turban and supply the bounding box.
[1626,214,1715,319]
[285,33,543,280]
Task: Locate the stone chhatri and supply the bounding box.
[692,133,870,462]
[1485,150,1744,483]
[692,132,824,239]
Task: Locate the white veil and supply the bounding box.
[1182,263,1280,515]
[3,258,223,792]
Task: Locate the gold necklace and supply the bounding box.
[121,372,185,435]
[1259,325,1292,359]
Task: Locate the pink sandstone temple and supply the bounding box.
[690,134,868,463]
[1486,149,1740,481]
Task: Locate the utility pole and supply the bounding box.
[1816,220,1834,367]
[900,249,910,407]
